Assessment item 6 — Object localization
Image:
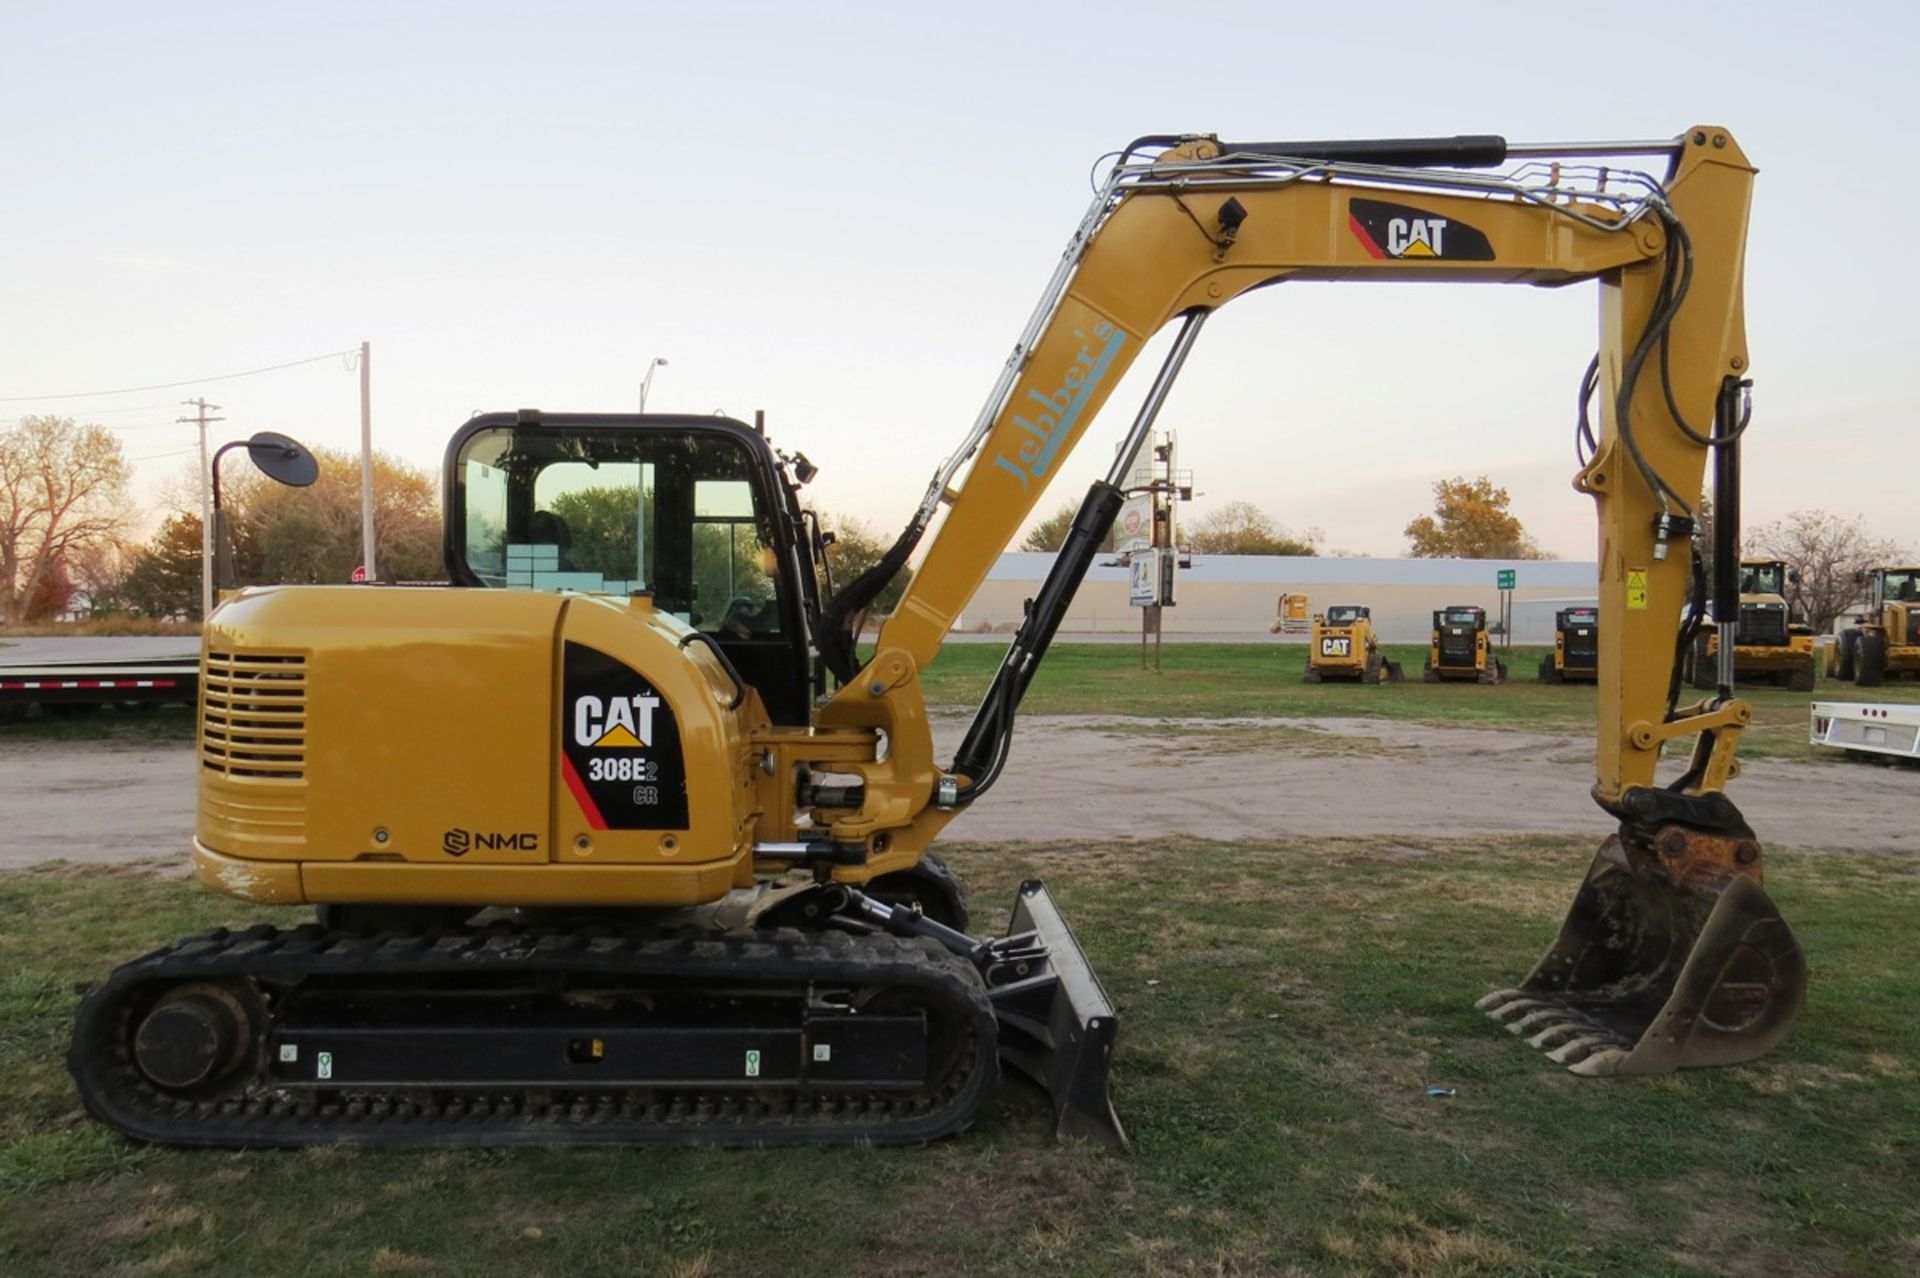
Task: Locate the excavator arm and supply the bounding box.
[812,126,1803,1079]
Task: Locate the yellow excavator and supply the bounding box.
[72,125,1805,1149]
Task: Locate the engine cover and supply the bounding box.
[195,586,759,907]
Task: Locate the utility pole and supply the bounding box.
[179,398,224,618]
[359,340,376,582]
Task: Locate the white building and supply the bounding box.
[958,553,1598,644]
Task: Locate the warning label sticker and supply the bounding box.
[1626,569,1650,610]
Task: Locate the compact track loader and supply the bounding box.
[1424,605,1507,683]
[1540,607,1600,683]
[1304,605,1401,683]
[73,124,1805,1149]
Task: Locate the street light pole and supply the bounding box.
[639,357,668,414]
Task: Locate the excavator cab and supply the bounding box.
[448,412,822,725]
[1423,605,1506,684]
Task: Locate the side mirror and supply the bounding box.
[1853,571,1867,585]
[211,432,319,589]
[1788,569,1801,585]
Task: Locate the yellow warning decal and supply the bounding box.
[1626,569,1649,610]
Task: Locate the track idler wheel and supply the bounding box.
[132,984,258,1093]
[1479,814,1805,1076]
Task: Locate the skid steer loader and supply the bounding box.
[1304,604,1402,683]
[1540,606,1600,683]
[71,124,1804,1150]
[1424,605,1507,683]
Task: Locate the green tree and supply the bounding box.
[0,416,133,624]
[1021,501,1117,553]
[1404,476,1549,559]
[547,484,641,578]
[1188,501,1320,555]
[118,512,205,619]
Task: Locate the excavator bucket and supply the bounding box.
[1478,830,1806,1075]
[987,881,1127,1145]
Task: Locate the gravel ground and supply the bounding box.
[0,714,1910,869]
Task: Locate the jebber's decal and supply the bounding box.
[561,642,688,830]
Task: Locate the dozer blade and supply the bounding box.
[986,881,1127,1146]
[1479,828,1806,1076]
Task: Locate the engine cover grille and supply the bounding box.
[201,649,309,780]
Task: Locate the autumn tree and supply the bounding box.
[222,447,442,585]
[1020,501,1117,553]
[0,416,133,624]
[1404,475,1548,559]
[1188,500,1320,555]
[1747,509,1908,632]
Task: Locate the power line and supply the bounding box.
[0,349,355,404]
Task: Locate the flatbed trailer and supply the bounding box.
[1809,700,1920,762]
[0,657,198,716]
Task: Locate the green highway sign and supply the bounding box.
[1496,569,1516,590]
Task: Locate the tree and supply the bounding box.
[0,416,133,624]
[23,554,74,620]
[823,515,911,617]
[118,513,206,619]
[1403,475,1549,559]
[1747,509,1908,633]
[1021,501,1117,553]
[547,484,641,578]
[221,447,442,585]
[1188,501,1320,555]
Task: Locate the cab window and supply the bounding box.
[455,425,783,637]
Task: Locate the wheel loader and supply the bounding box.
[1828,566,1920,686]
[1304,604,1401,683]
[71,124,1805,1150]
[1423,605,1507,683]
[1689,559,1815,691]
[1539,606,1600,683]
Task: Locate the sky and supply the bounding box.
[2,1,1914,562]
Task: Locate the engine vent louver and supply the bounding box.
[200,650,309,780]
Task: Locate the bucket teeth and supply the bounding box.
[1505,1007,1573,1036]
[1483,825,1807,1077]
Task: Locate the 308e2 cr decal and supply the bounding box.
[560,642,688,830]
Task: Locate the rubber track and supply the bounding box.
[69,923,998,1149]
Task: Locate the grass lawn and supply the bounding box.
[4,840,1915,1277]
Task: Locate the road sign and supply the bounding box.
[1496,569,1516,590]
[1129,551,1158,607]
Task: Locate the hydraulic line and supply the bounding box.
[951,311,1209,802]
